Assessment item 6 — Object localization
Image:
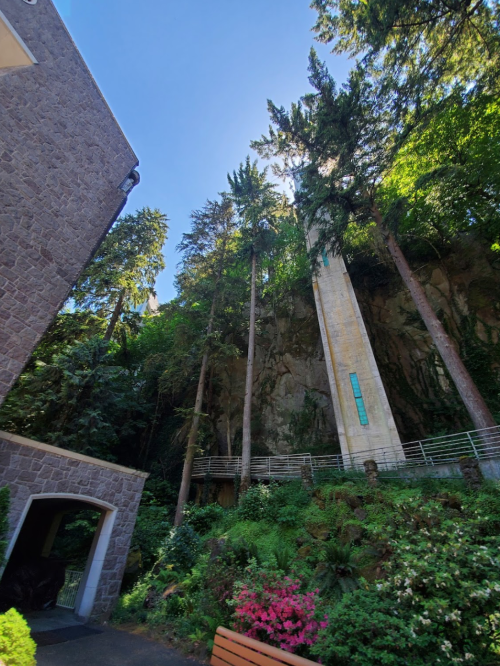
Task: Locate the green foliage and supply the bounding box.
[160,525,201,573]
[237,484,274,522]
[131,497,172,570]
[50,508,100,569]
[72,207,168,325]
[112,578,151,624]
[382,95,500,247]
[0,486,9,566]
[272,545,294,573]
[311,0,500,117]
[0,608,36,666]
[313,486,500,665]
[315,542,360,598]
[0,337,142,458]
[236,481,310,527]
[183,503,225,535]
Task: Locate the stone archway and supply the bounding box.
[3,493,117,619]
[0,431,147,621]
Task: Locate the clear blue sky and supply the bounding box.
[53,0,351,303]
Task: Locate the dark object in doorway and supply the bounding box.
[0,557,65,613]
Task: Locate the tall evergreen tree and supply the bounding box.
[253,53,496,431]
[228,158,283,494]
[174,195,236,525]
[72,207,168,341]
[311,0,500,117]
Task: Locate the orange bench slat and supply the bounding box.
[211,627,319,666]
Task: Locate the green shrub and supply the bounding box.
[237,481,309,524]
[0,608,36,666]
[237,484,273,522]
[313,500,500,665]
[131,503,171,569]
[183,503,225,535]
[160,525,200,572]
[112,579,150,624]
[0,486,9,565]
[315,542,360,598]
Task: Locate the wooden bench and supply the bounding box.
[211,626,319,666]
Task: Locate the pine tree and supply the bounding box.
[72,207,168,341]
[228,158,283,494]
[311,0,500,118]
[253,52,496,431]
[174,196,236,525]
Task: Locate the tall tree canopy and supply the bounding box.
[175,195,238,525]
[311,0,500,114]
[72,207,168,340]
[228,158,284,494]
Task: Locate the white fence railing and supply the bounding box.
[57,569,84,609]
[192,425,500,480]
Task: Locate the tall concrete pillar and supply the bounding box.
[305,225,404,466]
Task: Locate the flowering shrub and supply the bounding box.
[233,572,327,654]
[313,499,500,665]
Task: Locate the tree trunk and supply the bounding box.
[226,414,232,459]
[104,291,125,341]
[371,203,496,431]
[174,292,217,526]
[240,250,257,495]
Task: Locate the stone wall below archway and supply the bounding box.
[0,431,147,621]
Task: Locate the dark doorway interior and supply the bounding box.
[0,498,101,613]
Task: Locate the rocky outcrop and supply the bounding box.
[352,240,500,441]
[212,296,339,456]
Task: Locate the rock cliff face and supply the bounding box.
[211,241,500,455]
[353,241,500,442]
[213,297,339,457]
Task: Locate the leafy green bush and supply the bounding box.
[183,503,225,535]
[132,502,171,569]
[0,608,36,666]
[315,542,360,598]
[237,484,273,522]
[313,499,500,665]
[160,525,200,572]
[0,486,9,565]
[112,579,150,624]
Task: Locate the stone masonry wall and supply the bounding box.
[0,0,138,405]
[0,432,147,620]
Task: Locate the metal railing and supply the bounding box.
[57,569,84,609]
[192,453,315,480]
[191,425,500,480]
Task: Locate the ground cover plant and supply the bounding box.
[113,475,500,665]
[0,608,36,666]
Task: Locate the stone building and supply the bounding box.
[0,431,147,620]
[0,0,139,406]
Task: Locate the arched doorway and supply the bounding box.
[0,493,117,620]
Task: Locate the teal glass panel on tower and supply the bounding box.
[349,373,369,425]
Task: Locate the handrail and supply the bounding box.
[192,425,500,480]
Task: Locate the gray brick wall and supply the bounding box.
[0,0,139,405]
[0,432,147,620]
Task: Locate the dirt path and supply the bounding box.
[35,624,203,666]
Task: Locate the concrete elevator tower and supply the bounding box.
[304,221,404,465]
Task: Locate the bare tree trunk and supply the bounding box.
[372,204,496,431]
[240,250,257,495]
[174,292,217,526]
[104,291,125,341]
[226,414,232,459]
